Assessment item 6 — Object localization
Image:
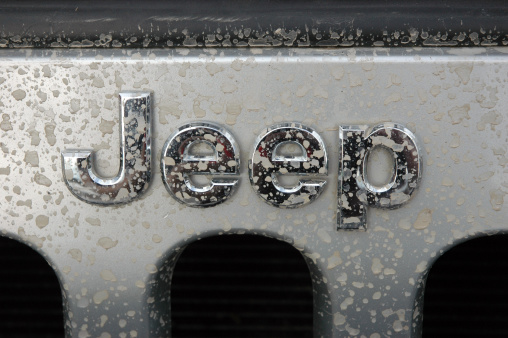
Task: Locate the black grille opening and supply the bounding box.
[423,235,508,337]
[0,237,64,338]
[171,235,313,338]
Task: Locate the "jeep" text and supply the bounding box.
[62,92,421,230]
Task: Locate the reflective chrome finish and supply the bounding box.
[61,92,152,205]
[338,123,421,230]
[161,123,240,207]
[249,123,327,208]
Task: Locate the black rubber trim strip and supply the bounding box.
[1,0,507,48]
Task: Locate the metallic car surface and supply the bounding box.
[0,47,507,337]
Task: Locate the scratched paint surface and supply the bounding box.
[0,48,507,337]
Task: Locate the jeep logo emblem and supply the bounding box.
[62,92,422,230]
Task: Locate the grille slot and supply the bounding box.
[171,235,313,337]
[423,235,508,337]
[0,237,64,338]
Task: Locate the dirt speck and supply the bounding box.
[1,114,13,131]
[93,290,109,304]
[44,123,57,146]
[24,151,39,167]
[452,64,473,85]
[42,65,51,77]
[384,92,402,105]
[98,237,118,250]
[92,77,105,88]
[35,215,49,229]
[448,104,470,125]
[205,63,222,76]
[12,89,26,101]
[68,248,82,262]
[490,189,506,211]
[85,217,101,226]
[413,209,433,230]
[100,270,117,282]
[371,258,384,274]
[99,118,115,135]
[327,251,342,269]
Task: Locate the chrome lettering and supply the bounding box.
[338,123,421,230]
[61,92,152,205]
[249,123,327,208]
[161,122,240,207]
